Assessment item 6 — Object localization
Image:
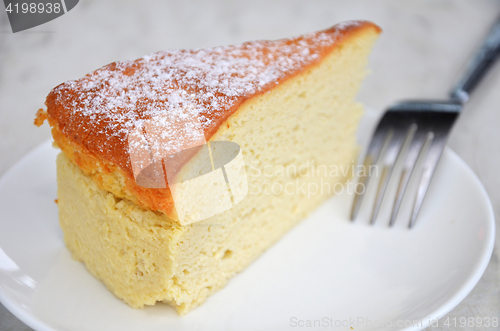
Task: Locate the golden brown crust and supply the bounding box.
[49,124,178,217]
[42,21,381,222]
[34,108,48,127]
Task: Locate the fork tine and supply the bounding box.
[389,128,428,226]
[350,127,390,221]
[408,132,448,228]
[369,127,412,225]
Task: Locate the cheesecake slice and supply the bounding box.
[37,21,380,314]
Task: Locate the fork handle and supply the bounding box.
[450,16,500,103]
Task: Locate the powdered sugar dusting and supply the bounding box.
[334,20,363,30]
[48,22,361,171]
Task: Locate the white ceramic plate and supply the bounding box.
[0,138,495,331]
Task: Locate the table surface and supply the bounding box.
[1,0,499,330]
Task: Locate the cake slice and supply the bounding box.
[36,21,380,314]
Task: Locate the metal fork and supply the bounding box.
[351,16,500,228]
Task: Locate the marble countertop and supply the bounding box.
[1,0,499,330]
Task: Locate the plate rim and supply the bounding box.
[0,140,496,331]
[404,149,495,331]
